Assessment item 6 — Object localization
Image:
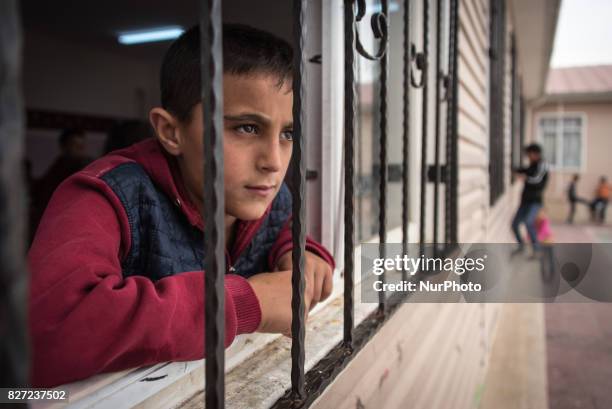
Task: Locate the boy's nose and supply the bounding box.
[257,137,282,173]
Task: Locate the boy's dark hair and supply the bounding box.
[161,24,294,122]
[525,143,542,155]
[58,128,85,148]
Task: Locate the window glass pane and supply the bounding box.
[540,118,558,166]
[562,131,582,168]
[563,117,581,132]
[356,49,381,242]
[541,117,557,130]
[542,132,557,166]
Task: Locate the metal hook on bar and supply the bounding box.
[410,43,425,88]
[352,0,388,61]
[440,72,450,102]
[309,54,322,64]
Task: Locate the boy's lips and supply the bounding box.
[244,184,276,197]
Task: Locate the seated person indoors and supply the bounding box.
[30,128,92,241]
[28,24,335,388]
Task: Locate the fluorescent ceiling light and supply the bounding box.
[367,1,401,14]
[118,27,184,45]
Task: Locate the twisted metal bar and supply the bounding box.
[432,0,443,253]
[519,91,526,158]
[289,0,308,400]
[488,0,507,204]
[445,0,459,245]
[510,34,518,184]
[401,0,411,278]
[200,1,225,407]
[343,0,356,348]
[419,0,430,252]
[378,0,390,312]
[0,0,30,390]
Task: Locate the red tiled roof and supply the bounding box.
[546,65,612,95]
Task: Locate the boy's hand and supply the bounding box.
[274,251,333,310]
[247,270,304,335]
[246,251,333,336]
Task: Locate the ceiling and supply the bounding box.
[510,0,562,101]
[19,0,292,61]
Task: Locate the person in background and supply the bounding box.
[525,208,553,244]
[566,174,589,224]
[104,120,154,154]
[30,128,93,239]
[535,209,553,244]
[511,143,549,256]
[590,176,610,224]
[534,208,555,279]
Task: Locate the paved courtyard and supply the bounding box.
[481,221,612,409]
[545,222,612,409]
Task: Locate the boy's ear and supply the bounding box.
[149,107,182,156]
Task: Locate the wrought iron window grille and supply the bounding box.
[0,0,463,407]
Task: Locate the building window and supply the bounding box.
[538,115,584,170]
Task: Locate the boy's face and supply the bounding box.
[63,135,87,159]
[526,151,540,163]
[177,74,293,221]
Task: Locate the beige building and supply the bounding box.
[528,65,612,224]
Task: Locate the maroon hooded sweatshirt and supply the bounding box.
[28,138,334,387]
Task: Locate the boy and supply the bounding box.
[566,173,589,224]
[28,24,335,388]
[511,143,549,255]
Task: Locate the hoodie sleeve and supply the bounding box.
[524,161,549,185]
[268,215,336,271]
[28,172,261,388]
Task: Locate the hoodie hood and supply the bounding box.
[103,138,203,229]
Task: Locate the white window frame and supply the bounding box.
[535,111,587,173]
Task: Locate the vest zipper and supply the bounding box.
[225,249,236,274]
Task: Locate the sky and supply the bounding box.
[550,0,612,68]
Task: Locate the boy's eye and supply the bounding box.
[281,130,293,141]
[236,124,258,134]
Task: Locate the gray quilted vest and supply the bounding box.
[101,162,292,280]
